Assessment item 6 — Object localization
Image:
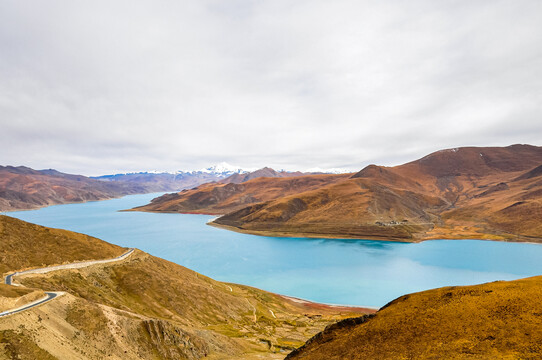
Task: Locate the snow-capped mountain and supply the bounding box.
[191,162,249,177]
[92,163,256,193]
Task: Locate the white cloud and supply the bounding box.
[0,0,541,175]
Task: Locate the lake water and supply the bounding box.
[5,193,542,308]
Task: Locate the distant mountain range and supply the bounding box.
[219,167,321,184]
[134,144,542,242]
[0,163,322,211]
[91,162,249,188]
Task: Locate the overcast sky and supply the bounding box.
[1,1,541,175]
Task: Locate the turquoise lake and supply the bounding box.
[5,192,542,308]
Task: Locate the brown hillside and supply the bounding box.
[213,178,442,240]
[396,144,542,177]
[132,174,349,214]
[210,145,542,242]
[0,166,152,211]
[285,276,542,360]
[0,217,370,359]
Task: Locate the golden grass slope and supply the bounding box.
[286,276,542,360]
[0,215,125,275]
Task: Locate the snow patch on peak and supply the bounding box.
[198,162,245,174]
[180,162,256,177]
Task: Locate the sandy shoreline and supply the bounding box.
[278,294,378,314]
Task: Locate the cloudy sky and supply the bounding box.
[1,1,541,175]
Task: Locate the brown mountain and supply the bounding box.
[132,174,349,214]
[0,215,371,359]
[214,145,542,241]
[285,275,542,359]
[0,166,154,211]
[134,145,542,242]
[219,167,313,184]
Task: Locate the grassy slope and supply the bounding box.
[286,276,542,360]
[0,215,125,275]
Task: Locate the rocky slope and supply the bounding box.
[285,275,542,359]
[211,145,542,242]
[0,216,370,359]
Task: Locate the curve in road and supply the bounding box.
[1,248,134,317]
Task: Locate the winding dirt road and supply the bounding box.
[0,248,134,318]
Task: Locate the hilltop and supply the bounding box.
[0,216,370,359]
[134,144,542,242]
[285,275,542,359]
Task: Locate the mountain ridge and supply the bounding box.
[131,174,350,215]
